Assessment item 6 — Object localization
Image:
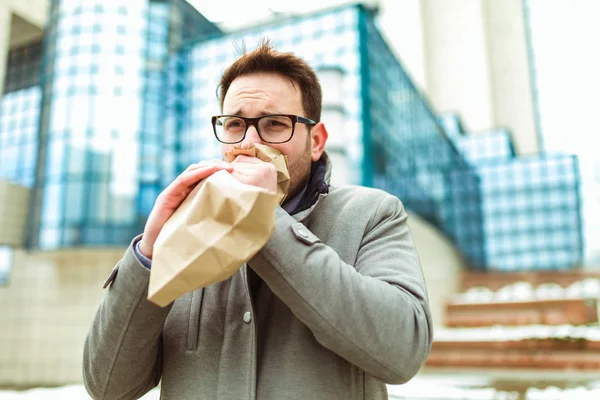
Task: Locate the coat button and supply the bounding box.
[297,229,309,238]
[243,311,252,323]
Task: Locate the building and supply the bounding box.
[0,0,593,393]
[0,0,224,386]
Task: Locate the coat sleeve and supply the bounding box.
[83,236,172,400]
[249,195,433,384]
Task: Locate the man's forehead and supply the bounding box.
[227,72,299,93]
[223,73,303,114]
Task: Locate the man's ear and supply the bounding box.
[310,122,328,162]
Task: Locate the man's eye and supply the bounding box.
[225,120,243,129]
[265,118,290,127]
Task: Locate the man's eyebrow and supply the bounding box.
[231,108,280,116]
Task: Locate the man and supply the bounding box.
[83,41,432,400]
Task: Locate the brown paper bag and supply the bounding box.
[148,144,290,307]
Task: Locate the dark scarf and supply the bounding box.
[248,156,329,298]
[290,157,329,215]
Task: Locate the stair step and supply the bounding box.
[461,271,600,292]
[427,344,600,369]
[445,298,599,327]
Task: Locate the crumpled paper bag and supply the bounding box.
[224,143,290,204]
[148,144,290,307]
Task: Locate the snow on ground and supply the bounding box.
[453,278,600,304]
[0,385,159,399]
[3,380,600,399]
[434,324,600,341]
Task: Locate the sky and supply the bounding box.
[188,0,361,30]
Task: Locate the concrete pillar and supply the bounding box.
[376,0,428,91]
[8,0,48,29]
[421,0,495,134]
[407,212,466,328]
[0,181,30,246]
[0,0,47,99]
[484,0,538,155]
[419,0,538,155]
[0,7,11,98]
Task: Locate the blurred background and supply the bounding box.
[0,0,599,399]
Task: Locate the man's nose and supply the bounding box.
[240,124,262,148]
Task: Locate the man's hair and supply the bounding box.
[218,39,322,122]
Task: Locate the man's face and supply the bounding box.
[221,72,326,198]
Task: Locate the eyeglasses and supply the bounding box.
[211,114,316,144]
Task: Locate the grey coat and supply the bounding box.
[83,157,433,400]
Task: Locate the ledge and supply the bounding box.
[427,338,600,369]
[446,298,599,327]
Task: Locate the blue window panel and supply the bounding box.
[65,144,86,176]
[64,181,85,223]
[0,84,41,187]
[81,227,107,245]
[139,184,159,217]
[110,195,136,225]
[478,156,582,270]
[86,182,110,224]
[49,96,69,132]
[61,227,82,246]
[0,148,18,180]
[22,143,37,174]
[46,139,66,178]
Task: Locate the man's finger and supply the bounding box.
[171,164,232,190]
[184,159,229,172]
[231,155,263,164]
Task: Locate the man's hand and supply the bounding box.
[138,160,233,259]
[230,155,277,194]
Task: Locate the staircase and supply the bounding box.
[425,271,600,389]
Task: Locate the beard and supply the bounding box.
[286,138,312,199]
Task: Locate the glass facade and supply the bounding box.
[0,1,587,271]
[438,113,583,271]
[3,40,42,93]
[140,0,222,216]
[439,113,515,163]
[0,42,41,284]
[478,156,582,270]
[24,0,220,249]
[0,42,42,188]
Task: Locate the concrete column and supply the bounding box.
[421,0,495,133]
[376,0,428,91]
[8,0,48,29]
[0,181,30,246]
[407,211,466,328]
[484,0,538,155]
[0,0,47,99]
[0,7,11,98]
